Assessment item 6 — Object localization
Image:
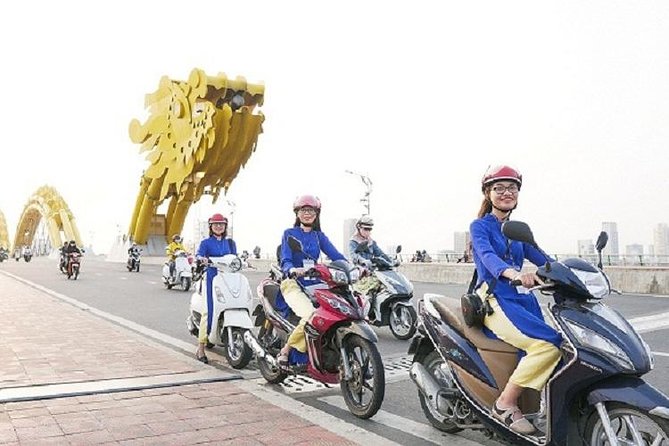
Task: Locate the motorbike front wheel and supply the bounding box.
[222,327,253,369]
[417,350,462,433]
[257,325,288,384]
[181,277,192,292]
[584,403,669,445]
[389,304,418,340]
[73,266,79,280]
[340,335,385,419]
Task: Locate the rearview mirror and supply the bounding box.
[501,221,537,248]
[288,236,303,253]
[595,231,608,252]
[396,245,402,254]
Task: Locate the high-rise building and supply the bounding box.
[577,239,594,256]
[454,231,470,256]
[601,222,619,258]
[653,223,669,257]
[343,218,357,257]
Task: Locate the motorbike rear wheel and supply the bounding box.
[222,327,253,369]
[584,403,669,445]
[417,350,462,433]
[389,304,417,340]
[257,326,288,384]
[340,335,385,419]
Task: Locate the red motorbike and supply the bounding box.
[66,252,82,280]
[249,236,385,419]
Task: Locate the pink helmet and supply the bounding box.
[481,165,522,191]
[208,213,228,225]
[293,195,321,212]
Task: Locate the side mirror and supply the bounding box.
[287,236,303,253]
[396,245,402,254]
[501,221,537,248]
[355,241,369,253]
[595,231,608,252]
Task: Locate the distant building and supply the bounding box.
[343,218,357,256]
[653,223,669,257]
[601,222,619,259]
[577,239,594,256]
[193,219,208,248]
[454,231,470,256]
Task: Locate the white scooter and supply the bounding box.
[162,249,193,291]
[186,254,256,369]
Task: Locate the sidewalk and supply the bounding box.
[0,273,361,445]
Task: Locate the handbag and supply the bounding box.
[461,270,494,328]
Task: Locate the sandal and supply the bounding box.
[277,352,289,367]
[195,353,209,364]
[492,399,535,435]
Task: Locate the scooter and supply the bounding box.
[186,254,255,369]
[162,249,193,291]
[355,243,417,340]
[23,247,33,262]
[66,252,82,280]
[0,249,8,262]
[408,221,668,445]
[250,236,385,419]
[127,249,141,272]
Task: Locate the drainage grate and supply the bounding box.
[278,375,334,394]
[383,355,413,383]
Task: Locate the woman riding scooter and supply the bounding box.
[194,213,237,363]
[471,164,562,435]
[276,194,346,366]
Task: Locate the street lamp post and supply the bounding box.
[225,200,236,239]
[345,170,373,215]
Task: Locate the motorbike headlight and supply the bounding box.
[326,297,353,316]
[214,286,226,303]
[641,337,655,370]
[349,267,361,283]
[564,319,634,371]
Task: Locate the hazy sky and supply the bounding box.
[1,1,668,257]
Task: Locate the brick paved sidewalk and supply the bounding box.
[0,273,359,445]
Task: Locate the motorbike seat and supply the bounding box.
[430,295,517,354]
[263,283,300,326]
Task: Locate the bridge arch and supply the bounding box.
[0,210,9,250]
[13,186,82,252]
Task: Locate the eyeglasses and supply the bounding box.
[360,227,373,231]
[211,222,227,227]
[298,207,317,215]
[491,184,519,195]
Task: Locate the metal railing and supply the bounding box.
[411,252,669,267]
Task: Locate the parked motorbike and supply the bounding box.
[66,252,82,280]
[408,221,668,445]
[23,247,33,262]
[0,249,8,262]
[250,236,385,419]
[355,243,417,340]
[127,249,141,272]
[186,254,255,369]
[162,249,193,291]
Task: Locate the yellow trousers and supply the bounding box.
[280,279,315,353]
[483,297,561,391]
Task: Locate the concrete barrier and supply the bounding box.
[110,257,669,296]
[246,259,669,296]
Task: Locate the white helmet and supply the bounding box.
[356,215,374,229]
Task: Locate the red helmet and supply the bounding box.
[208,213,228,225]
[293,195,321,212]
[481,165,522,191]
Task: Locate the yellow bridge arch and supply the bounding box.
[0,210,9,250]
[13,186,82,251]
[127,68,265,244]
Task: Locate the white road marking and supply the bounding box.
[629,312,669,333]
[318,395,482,445]
[148,281,157,285]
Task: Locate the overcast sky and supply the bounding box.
[1,1,668,257]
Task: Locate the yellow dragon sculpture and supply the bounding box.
[127,68,265,244]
